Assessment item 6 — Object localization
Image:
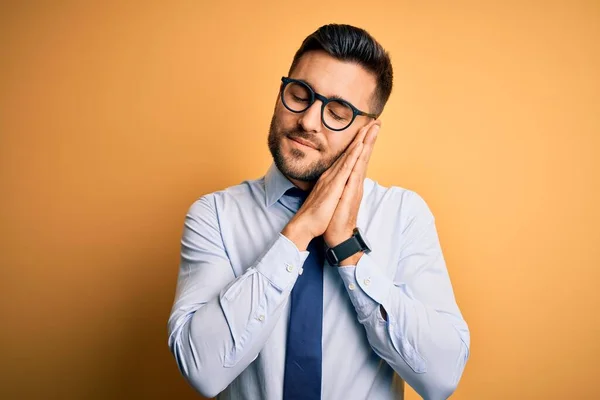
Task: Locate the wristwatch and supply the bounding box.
[325,227,372,266]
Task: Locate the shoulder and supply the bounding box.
[187,176,265,215]
[366,178,435,221]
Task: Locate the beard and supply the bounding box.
[267,113,343,182]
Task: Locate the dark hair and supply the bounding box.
[288,24,393,115]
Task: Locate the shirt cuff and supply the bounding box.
[255,233,310,292]
[337,253,394,321]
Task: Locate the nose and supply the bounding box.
[297,100,323,133]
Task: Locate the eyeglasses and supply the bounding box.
[280,77,378,131]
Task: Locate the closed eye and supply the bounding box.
[292,95,310,103]
[328,109,348,121]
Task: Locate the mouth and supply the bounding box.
[288,136,317,150]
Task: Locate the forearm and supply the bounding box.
[358,287,468,399]
[168,233,308,397]
[338,258,470,400]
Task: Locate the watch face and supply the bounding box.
[354,227,372,252]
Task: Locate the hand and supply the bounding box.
[324,121,380,263]
[281,121,380,252]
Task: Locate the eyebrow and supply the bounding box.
[296,78,354,106]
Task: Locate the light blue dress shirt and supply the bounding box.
[168,162,470,400]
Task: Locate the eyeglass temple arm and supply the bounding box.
[359,111,379,119]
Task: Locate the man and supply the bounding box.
[168,24,470,400]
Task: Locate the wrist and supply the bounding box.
[325,227,371,267]
[338,251,364,267]
[325,229,355,249]
[281,220,313,252]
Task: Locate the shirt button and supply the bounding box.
[258,315,265,322]
[348,283,356,291]
[285,263,294,272]
[364,278,371,286]
[298,268,304,275]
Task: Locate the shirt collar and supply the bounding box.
[264,162,297,208]
[264,161,375,208]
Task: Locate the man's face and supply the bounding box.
[268,50,378,183]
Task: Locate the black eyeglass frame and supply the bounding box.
[280,76,378,131]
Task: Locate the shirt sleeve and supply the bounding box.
[167,195,310,398]
[337,191,470,400]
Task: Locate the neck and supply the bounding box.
[288,176,316,192]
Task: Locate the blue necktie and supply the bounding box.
[281,187,324,400]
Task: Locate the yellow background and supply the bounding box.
[1,1,598,399]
